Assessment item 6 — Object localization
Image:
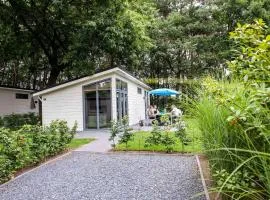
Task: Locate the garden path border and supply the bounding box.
[196,155,210,200]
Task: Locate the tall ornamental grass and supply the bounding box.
[194,80,270,199]
[192,20,270,199]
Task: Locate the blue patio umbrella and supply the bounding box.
[149,88,179,96]
[149,88,179,113]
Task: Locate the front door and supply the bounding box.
[98,90,111,128]
[85,91,97,128]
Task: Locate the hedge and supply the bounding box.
[0,113,40,130]
[0,120,77,183]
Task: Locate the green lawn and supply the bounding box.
[115,118,203,153]
[68,138,95,149]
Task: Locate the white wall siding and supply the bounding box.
[41,75,114,131]
[38,71,149,131]
[0,88,38,116]
[42,84,83,131]
[128,82,146,125]
[115,75,147,125]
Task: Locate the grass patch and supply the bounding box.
[115,118,202,153]
[68,138,95,149]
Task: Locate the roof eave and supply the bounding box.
[33,67,151,96]
[115,69,151,90]
[0,86,35,93]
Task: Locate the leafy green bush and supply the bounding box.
[213,169,257,199]
[0,113,40,130]
[177,80,201,113]
[191,20,270,199]
[0,120,77,183]
[0,117,3,127]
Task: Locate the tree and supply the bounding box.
[118,116,134,150]
[1,0,270,91]
[141,0,270,90]
[0,0,156,88]
[142,0,228,90]
[228,19,270,86]
[213,0,270,32]
[109,120,121,148]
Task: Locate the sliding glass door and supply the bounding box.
[85,91,97,128]
[84,79,111,129]
[98,90,111,128]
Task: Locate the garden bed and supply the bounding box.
[115,118,202,153]
[114,117,201,153]
[0,120,78,184]
[115,131,202,153]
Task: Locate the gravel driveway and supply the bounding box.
[0,152,206,200]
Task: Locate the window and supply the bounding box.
[137,87,142,94]
[16,93,29,99]
[116,79,128,91]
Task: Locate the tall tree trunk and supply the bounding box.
[47,66,61,87]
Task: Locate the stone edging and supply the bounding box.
[78,150,196,156]
[196,155,211,200]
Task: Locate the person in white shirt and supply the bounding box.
[147,105,155,119]
[171,105,182,122]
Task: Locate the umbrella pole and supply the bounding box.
[164,96,168,112]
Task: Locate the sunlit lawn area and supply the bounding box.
[68,138,95,149]
[116,118,203,153]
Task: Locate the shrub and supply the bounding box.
[0,113,40,130]
[0,117,3,127]
[144,117,176,153]
[213,169,257,199]
[0,120,77,184]
[177,80,201,113]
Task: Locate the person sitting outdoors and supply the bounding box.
[171,105,182,122]
[153,105,161,124]
[147,105,156,119]
[153,105,160,115]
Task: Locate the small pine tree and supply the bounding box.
[145,120,163,148]
[174,117,187,152]
[109,120,120,148]
[119,116,133,150]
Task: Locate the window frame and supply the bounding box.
[137,87,142,94]
[15,93,29,100]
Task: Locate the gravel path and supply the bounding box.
[0,152,206,200]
